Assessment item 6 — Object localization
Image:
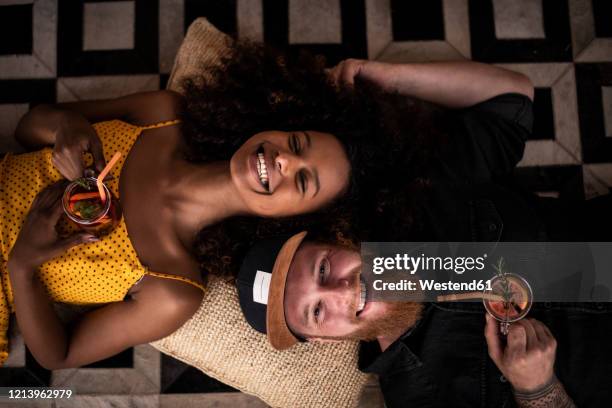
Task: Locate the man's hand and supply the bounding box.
[484,314,557,392]
[326,59,368,87]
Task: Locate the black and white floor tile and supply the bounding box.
[0,1,611,407]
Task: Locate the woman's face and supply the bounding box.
[230,130,350,217]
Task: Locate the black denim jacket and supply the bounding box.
[358,94,612,406]
[360,176,612,407]
[359,301,612,408]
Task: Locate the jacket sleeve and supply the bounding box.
[439,93,533,183]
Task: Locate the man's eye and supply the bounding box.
[289,134,297,153]
[314,302,322,323]
[319,258,328,283]
[290,133,301,154]
[299,172,307,193]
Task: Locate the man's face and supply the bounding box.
[283,242,421,341]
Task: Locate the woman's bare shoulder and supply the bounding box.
[131,272,204,317]
[122,90,184,126]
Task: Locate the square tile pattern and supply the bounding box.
[493,0,546,40]
[0,3,33,55]
[0,0,611,406]
[82,1,135,51]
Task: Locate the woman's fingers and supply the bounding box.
[49,193,67,220]
[52,148,83,180]
[54,232,98,254]
[33,181,68,213]
[88,136,107,174]
[53,134,103,180]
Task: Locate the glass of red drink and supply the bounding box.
[483,273,533,335]
[61,177,122,237]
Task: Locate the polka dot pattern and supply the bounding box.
[0,119,203,365]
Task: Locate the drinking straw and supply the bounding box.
[69,192,101,202]
[437,292,506,302]
[97,152,121,204]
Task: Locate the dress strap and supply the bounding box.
[143,269,206,293]
[139,119,181,131]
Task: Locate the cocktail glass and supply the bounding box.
[61,177,121,237]
[483,273,533,335]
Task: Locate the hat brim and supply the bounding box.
[266,231,307,350]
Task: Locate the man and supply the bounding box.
[237,59,612,406]
[237,232,612,407]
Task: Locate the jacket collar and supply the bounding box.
[358,303,433,375]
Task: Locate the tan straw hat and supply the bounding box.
[236,231,308,350]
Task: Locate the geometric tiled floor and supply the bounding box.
[1,0,611,407]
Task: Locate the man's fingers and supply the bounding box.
[484,314,503,365]
[531,319,556,347]
[520,319,539,349]
[329,68,341,86]
[341,69,355,86]
[537,319,555,340]
[326,62,349,87]
[507,323,527,357]
[340,63,355,85]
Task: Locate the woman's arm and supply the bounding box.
[328,59,534,108]
[8,182,202,369]
[15,90,182,180]
[15,90,182,149]
[9,260,201,369]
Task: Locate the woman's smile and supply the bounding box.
[256,145,270,190]
[249,143,274,193]
[232,129,350,217]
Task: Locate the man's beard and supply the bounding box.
[346,265,423,341]
[347,301,423,341]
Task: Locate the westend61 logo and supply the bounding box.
[363,242,612,302]
[372,253,488,275]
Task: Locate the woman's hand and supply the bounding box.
[326,59,369,87]
[52,110,106,180]
[485,314,557,392]
[8,181,98,272]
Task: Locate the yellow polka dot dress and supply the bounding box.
[0,119,205,365]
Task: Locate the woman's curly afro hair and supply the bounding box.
[179,40,447,280]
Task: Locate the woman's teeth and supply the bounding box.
[256,152,268,187]
[357,279,366,314]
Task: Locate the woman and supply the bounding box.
[1,40,532,369]
[0,41,419,369]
